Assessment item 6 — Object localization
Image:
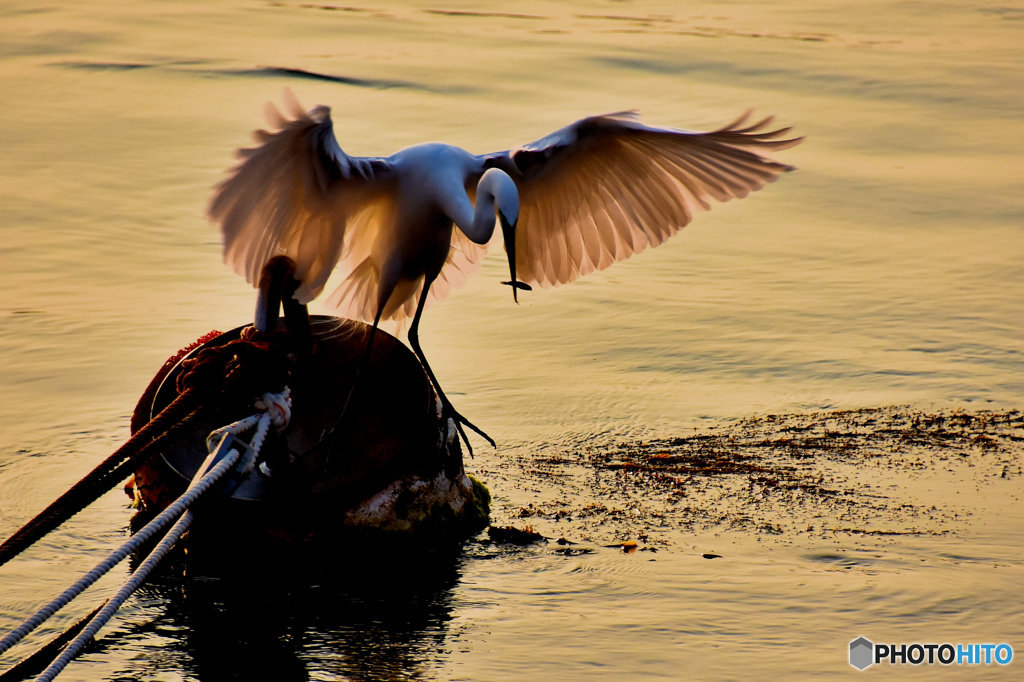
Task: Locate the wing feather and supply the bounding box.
[208,96,394,304]
[323,197,393,321]
[504,111,802,287]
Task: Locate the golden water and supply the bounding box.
[1,1,1022,679]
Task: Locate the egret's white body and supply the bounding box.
[210,91,801,448]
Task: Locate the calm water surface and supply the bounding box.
[1,1,1022,679]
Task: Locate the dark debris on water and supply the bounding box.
[486,524,546,545]
[489,408,1023,549]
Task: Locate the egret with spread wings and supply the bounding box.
[209,91,801,452]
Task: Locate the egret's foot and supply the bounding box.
[444,404,495,457]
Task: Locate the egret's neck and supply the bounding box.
[457,168,519,245]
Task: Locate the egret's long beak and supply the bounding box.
[499,212,531,303]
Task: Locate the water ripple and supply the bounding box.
[50,60,478,94]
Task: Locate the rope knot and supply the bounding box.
[205,386,293,478]
[254,388,292,431]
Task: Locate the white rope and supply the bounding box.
[0,388,292,679]
[0,450,241,659]
[209,388,291,475]
[35,510,198,682]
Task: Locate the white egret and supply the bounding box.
[209,91,802,451]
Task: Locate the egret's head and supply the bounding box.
[482,168,530,303]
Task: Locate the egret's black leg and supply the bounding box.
[408,281,494,455]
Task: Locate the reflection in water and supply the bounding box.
[55,61,476,94]
[118,545,465,681]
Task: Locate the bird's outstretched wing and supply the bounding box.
[209,91,394,305]
[490,111,802,287]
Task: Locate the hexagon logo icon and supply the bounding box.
[849,636,874,670]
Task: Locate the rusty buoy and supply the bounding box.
[126,262,490,550]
